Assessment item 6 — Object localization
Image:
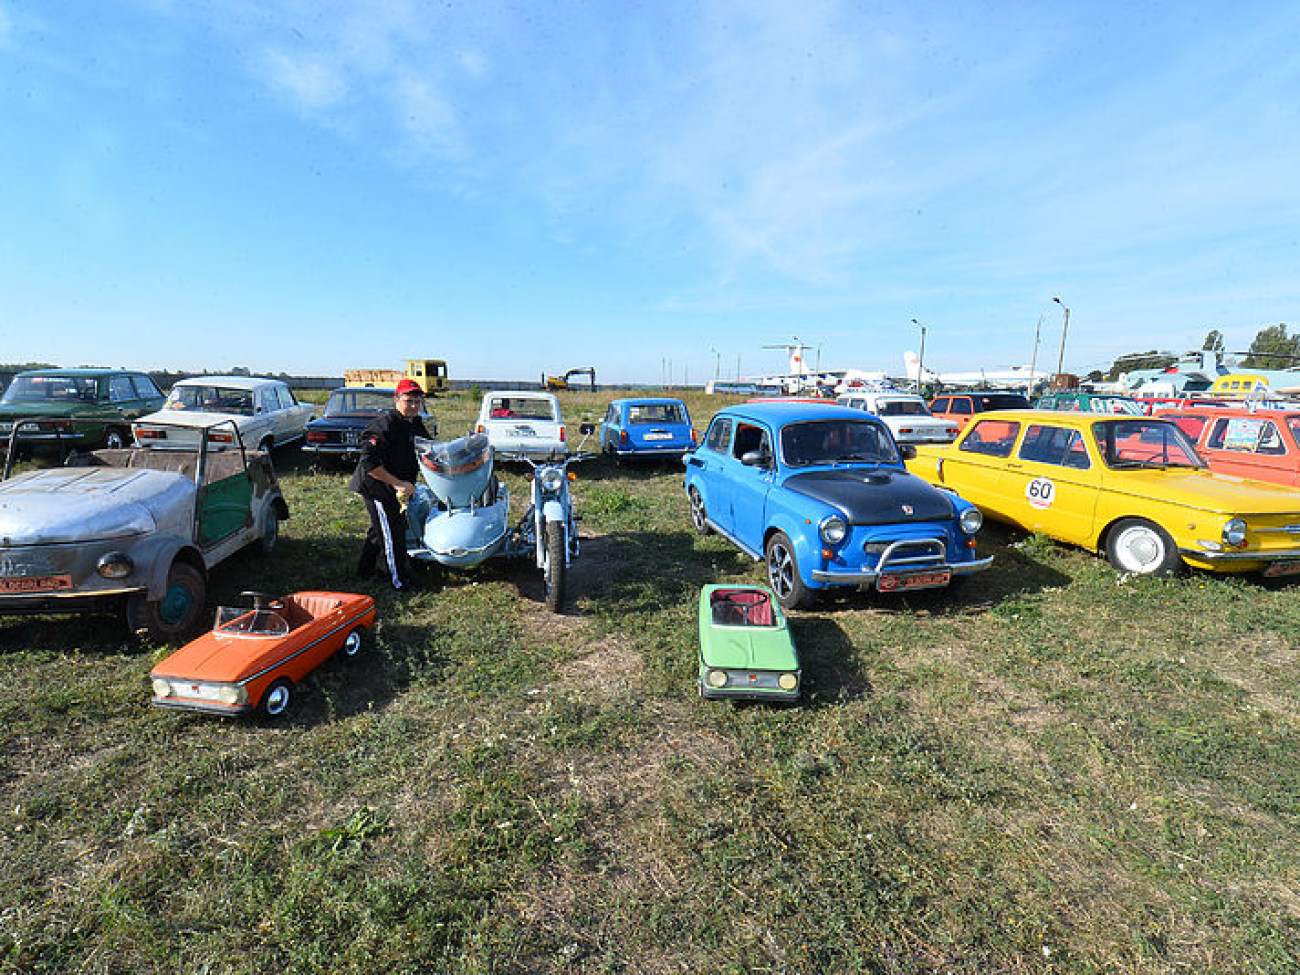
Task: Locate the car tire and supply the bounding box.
[765,531,812,610]
[258,679,293,718]
[341,628,364,658]
[259,512,279,555]
[688,487,713,536]
[1106,518,1181,576]
[104,427,129,450]
[544,521,567,613]
[126,561,206,643]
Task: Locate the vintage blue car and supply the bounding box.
[600,397,695,462]
[683,401,992,609]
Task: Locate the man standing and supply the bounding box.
[350,378,432,591]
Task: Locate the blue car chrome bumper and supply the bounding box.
[811,554,993,584]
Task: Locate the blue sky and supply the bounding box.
[2,1,1298,384]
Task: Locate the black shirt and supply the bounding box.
[349,409,431,498]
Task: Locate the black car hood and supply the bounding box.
[783,468,955,525]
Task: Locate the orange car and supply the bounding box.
[150,591,376,718]
[928,391,1031,430]
[1154,406,1300,489]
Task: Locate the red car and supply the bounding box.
[150,591,376,718]
[1154,406,1300,489]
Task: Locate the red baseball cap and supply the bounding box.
[395,379,424,396]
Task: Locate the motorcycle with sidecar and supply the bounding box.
[403,424,594,611]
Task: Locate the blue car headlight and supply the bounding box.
[819,515,848,546]
[959,507,983,535]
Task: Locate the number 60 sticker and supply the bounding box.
[1025,476,1056,509]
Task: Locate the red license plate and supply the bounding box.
[1264,562,1300,578]
[878,570,951,592]
[0,574,74,594]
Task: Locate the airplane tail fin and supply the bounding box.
[903,351,920,381]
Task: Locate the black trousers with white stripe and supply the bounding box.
[357,490,412,590]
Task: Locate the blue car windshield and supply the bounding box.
[628,403,685,424]
[781,419,898,468]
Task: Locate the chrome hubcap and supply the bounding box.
[1118,527,1161,572]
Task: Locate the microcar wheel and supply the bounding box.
[689,487,713,536]
[341,628,364,658]
[765,531,812,610]
[104,427,129,450]
[126,561,206,643]
[544,521,567,613]
[259,513,279,555]
[1106,518,1181,576]
[259,679,293,718]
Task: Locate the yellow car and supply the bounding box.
[905,410,1300,577]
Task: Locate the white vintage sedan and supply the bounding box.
[475,390,567,461]
[133,376,316,451]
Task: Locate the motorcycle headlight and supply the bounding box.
[151,677,173,698]
[959,507,984,535]
[1222,518,1247,547]
[539,467,565,493]
[819,515,847,546]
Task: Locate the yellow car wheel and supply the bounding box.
[1106,518,1180,576]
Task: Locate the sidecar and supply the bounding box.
[406,433,512,567]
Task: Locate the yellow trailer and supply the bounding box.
[345,359,448,395]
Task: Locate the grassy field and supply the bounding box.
[2,388,1298,974]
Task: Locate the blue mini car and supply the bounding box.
[683,401,992,609]
[600,397,695,462]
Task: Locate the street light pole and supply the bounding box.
[710,347,721,381]
[912,318,926,393]
[1053,296,1070,379]
[1029,314,1044,391]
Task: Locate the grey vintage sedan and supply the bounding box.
[0,419,288,641]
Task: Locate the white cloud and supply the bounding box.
[259,47,348,112]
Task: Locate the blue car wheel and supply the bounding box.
[765,531,811,610]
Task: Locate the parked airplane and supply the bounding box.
[903,351,1042,391]
[747,340,891,395]
[1121,350,1300,398]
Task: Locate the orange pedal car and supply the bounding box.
[150,590,377,718]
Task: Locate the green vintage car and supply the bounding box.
[0,368,165,450]
[698,584,801,702]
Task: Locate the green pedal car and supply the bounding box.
[697,584,801,702]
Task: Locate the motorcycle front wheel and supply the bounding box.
[544,521,567,613]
